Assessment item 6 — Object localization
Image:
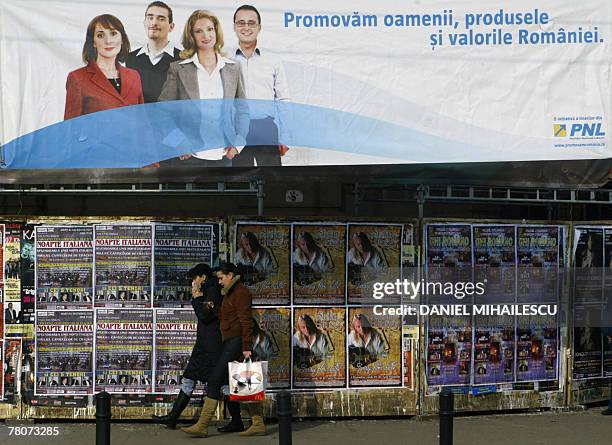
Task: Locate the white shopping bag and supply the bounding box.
[228,358,268,402]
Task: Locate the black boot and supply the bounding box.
[217,399,244,433]
[152,390,191,429]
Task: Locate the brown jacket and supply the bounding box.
[220,276,254,351]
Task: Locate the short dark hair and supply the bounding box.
[217,261,238,276]
[234,4,261,24]
[82,14,130,65]
[146,1,173,24]
[188,263,214,279]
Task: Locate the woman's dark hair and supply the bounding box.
[353,232,373,252]
[217,261,238,275]
[187,263,214,279]
[298,231,319,253]
[82,14,131,65]
[240,231,262,252]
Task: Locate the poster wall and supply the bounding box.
[292,307,346,388]
[292,224,346,305]
[35,310,94,395]
[153,224,213,308]
[236,223,291,306]
[94,224,152,308]
[95,309,153,393]
[35,226,94,310]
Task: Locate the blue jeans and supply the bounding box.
[206,337,243,400]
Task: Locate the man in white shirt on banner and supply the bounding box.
[231,4,291,167]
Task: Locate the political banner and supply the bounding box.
[292,307,346,388]
[253,307,291,389]
[347,224,402,305]
[35,225,94,310]
[35,310,94,395]
[348,307,402,387]
[95,308,154,393]
[236,223,291,306]
[1,1,609,186]
[292,224,346,305]
[153,223,213,308]
[94,224,152,308]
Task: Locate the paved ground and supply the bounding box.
[2,408,612,445]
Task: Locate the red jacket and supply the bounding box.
[64,62,144,120]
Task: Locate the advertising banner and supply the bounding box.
[347,224,402,305]
[473,316,515,384]
[95,309,154,393]
[153,224,213,308]
[348,307,402,387]
[2,1,609,185]
[252,307,291,389]
[292,224,346,305]
[292,307,346,388]
[94,224,152,308]
[236,223,291,306]
[35,226,94,310]
[35,310,94,395]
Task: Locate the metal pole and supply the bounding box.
[277,391,292,445]
[95,391,111,445]
[439,389,454,445]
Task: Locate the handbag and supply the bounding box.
[228,357,268,402]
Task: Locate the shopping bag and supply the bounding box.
[228,358,268,402]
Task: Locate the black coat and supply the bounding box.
[183,280,223,382]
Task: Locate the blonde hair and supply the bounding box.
[180,9,225,59]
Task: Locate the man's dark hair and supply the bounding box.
[146,1,173,24]
[188,263,214,279]
[217,261,239,276]
[234,4,261,24]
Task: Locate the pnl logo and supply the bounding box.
[553,124,566,137]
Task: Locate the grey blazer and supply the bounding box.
[158,57,250,149]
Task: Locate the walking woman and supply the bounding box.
[152,263,222,428]
[182,262,266,437]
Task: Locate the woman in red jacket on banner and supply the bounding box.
[64,14,143,120]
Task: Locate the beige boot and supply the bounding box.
[239,403,266,436]
[181,397,218,437]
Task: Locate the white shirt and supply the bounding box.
[179,54,236,160]
[231,46,290,121]
[136,41,178,66]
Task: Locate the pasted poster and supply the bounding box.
[2,339,22,401]
[292,307,346,388]
[3,223,21,303]
[35,310,94,395]
[348,307,401,387]
[236,223,290,306]
[473,225,516,303]
[347,224,402,305]
[0,307,3,399]
[574,227,604,304]
[517,314,558,381]
[517,226,559,303]
[94,224,152,308]
[292,224,346,305]
[153,224,213,308]
[473,315,515,384]
[95,309,153,393]
[426,315,472,387]
[17,225,36,337]
[572,304,603,379]
[253,308,291,389]
[35,225,94,310]
[154,309,200,393]
[0,224,4,283]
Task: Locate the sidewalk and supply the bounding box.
[2,408,612,445]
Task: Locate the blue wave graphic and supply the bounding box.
[1,100,477,169]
